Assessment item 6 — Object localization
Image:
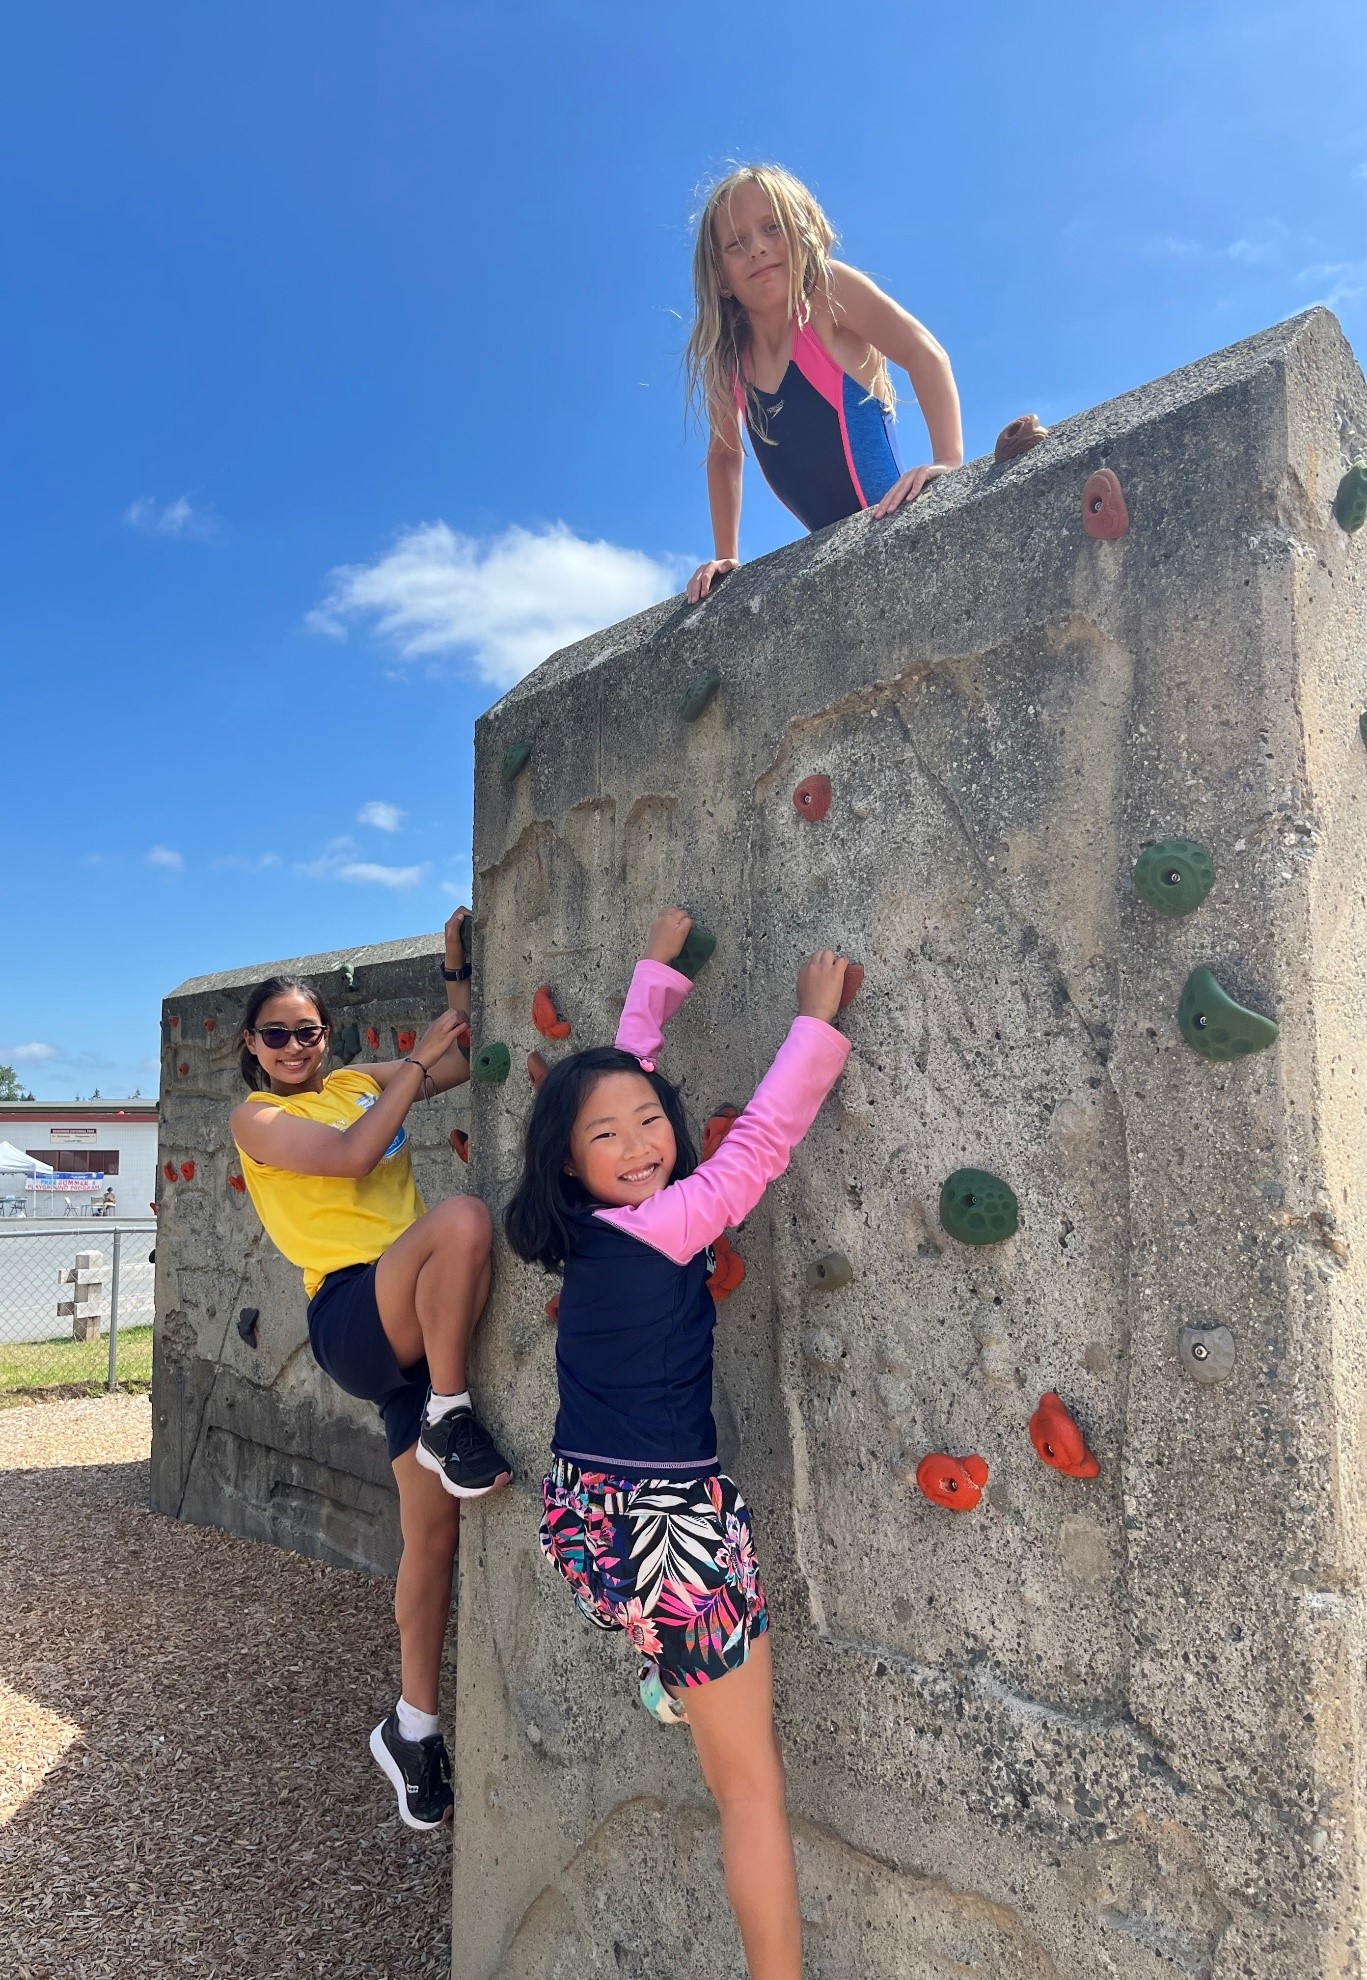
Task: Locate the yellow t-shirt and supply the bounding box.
[235,1069,426,1299]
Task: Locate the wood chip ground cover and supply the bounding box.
[0,1395,452,1979]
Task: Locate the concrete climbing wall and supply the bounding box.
[150,937,471,1574]
[454,310,1367,1978]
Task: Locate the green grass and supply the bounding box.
[0,1324,153,1406]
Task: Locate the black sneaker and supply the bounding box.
[368,1712,453,1831]
[415,1401,513,1499]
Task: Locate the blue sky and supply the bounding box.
[3,1,1364,1098]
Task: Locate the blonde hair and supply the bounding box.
[685,163,894,440]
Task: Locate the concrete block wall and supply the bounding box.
[149,936,472,1574]
[452,310,1367,1977]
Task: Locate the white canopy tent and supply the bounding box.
[0,1141,52,1175]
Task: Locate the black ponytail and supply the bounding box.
[238,976,333,1089]
[503,1047,698,1272]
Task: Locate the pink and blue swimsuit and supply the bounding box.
[737,316,902,531]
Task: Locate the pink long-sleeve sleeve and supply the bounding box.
[595,1016,851,1265]
[614,958,693,1061]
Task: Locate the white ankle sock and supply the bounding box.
[426,1389,471,1425]
[396,1696,441,1743]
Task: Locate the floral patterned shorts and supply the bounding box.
[540,1458,769,1692]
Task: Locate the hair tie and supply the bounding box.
[639,1058,656,1074]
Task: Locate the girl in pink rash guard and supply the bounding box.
[503,908,853,1980]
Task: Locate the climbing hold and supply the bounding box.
[1029,1393,1099,1479]
[228,1173,246,1193]
[1132,839,1214,918]
[793,774,833,822]
[1177,966,1278,1061]
[706,1234,746,1303]
[702,1105,740,1161]
[532,986,571,1040]
[472,1042,511,1084]
[994,413,1049,463]
[203,1016,217,1034]
[455,1019,471,1057]
[333,1021,362,1064]
[236,1307,259,1348]
[449,1129,470,1164]
[1180,1323,1236,1385]
[396,1030,417,1055]
[1334,462,1367,533]
[342,962,356,989]
[162,1161,177,1184]
[1082,467,1129,540]
[680,670,721,722]
[179,1161,195,1182]
[916,1453,989,1512]
[545,1293,560,1322]
[177,1062,190,1078]
[365,1026,380,1051]
[502,741,532,783]
[939,1169,1019,1245]
[1360,711,1367,750]
[168,1013,180,1028]
[673,925,716,981]
[838,962,864,1010]
[804,1251,853,1292]
[527,1050,549,1088]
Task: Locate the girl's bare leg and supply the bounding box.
[677,1635,802,1980]
[373,1196,493,1394]
[391,1445,461,1713]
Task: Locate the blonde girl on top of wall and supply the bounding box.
[685,163,964,603]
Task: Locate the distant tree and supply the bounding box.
[0,1065,29,1101]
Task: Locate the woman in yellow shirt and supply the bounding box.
[230,907,502,1832]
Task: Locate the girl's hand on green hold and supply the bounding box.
[797,951,851,1024]
[647,907,693,965]
[872,461,957,519]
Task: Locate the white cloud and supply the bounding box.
[124,494,219,541]
[357,801,404,833]
[145,845,185,872]
[307,521,687,688]
[296,838,425,889]
[1295,258,1367,310]
[3,1042,59,1063]
[211,852,282,872]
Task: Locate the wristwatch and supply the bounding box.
[442,962,471,982]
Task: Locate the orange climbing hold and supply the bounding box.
[366,1026,380,1051]
[528,1050,549,1088]
[179,1161,195,1182]
[168,1014,180,1028]
[793,774,833,822]
[203,1016,216,1034]
[1082,468,1129,541]
[1029,1393,1099,1478]
[449,1129,469,1163]
[228,1173,246,1193]
[702,1105,740,1160]
[706,1233,746,1303]
[916,1452,989,1512]
[532,986,572,1040]
[545,1293,561,1322]
[162,1161,177,1184]
[838,962,864,1009]
[177,1062,190,1077]
[994,413,1049,463]
[396,1030,416,1054]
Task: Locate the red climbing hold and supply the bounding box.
[177,1062,190,1077]
[449,1128,469,1163]
[203,1017,216,1034]
[528,1050,549,1088]
[1082,468,1129,541]
[396,1030,416,1054]
[162,1161,177,1184]
[994,413,1049,463]
[793,774,833,823]
[916,1453,989,1512]
[532,986,572,1040]
[366,1026,380,1051]
[838,962,864,1010]
[1029,1393,1099,1479]
[168,1014,180,1028]
[703,1105,740,1160]
[179,1161,195,1182]
[228,1173,246,1193]
[706,1233,746,1303]
[545,1293,560,1322]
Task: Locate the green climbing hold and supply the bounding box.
[804,1251,853,1292]
[1359,710,1367,750]
[502,742,532,784]
[680,670,721,723]
[673,925,716,980]
[471,1042,512,1084]
[1177,967,1278,1061]
[333,1021,362,1065]
[939,1169,1019,1246]
[1132,839,1214,918]
[1334,463,1367,533]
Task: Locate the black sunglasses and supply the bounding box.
[252,1023,329,1050]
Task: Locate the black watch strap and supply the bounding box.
[442,962,471,982]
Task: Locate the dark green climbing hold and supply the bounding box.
[939,1169,1019,1246]
[1132,838,1214,918]
[333,1021,362,1065]
[680,670,721,723]
[1177,967,1278,1061]
[1359,711,1367,750]
[502,742,532,784]
[1334,463,1367,533]
[673,925,716,980]
[471,1042,511,1084]
[804,1251,853,1292]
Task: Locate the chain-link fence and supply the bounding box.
[0,1221,157,1402]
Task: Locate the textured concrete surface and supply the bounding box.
[454,310,1367,1977]
[149,936,472,1574]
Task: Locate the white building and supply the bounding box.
[0,1097,159,1221]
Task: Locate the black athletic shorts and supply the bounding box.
[307,1261,430,1462]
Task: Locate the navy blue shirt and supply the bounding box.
[552,1203,719,1478]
